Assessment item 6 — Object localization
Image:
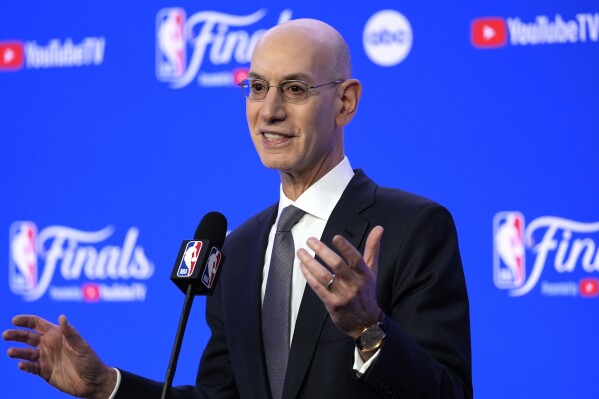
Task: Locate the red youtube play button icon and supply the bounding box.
[580,278,599,297]
[471,18,507,48]
[82,283,101,302]
[0,41,24,70]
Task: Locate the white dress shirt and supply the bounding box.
[260,156,355,342]
[260,157,378,376]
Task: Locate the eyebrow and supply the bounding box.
[247,71,314,83]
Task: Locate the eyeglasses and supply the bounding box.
[238,78,344,102]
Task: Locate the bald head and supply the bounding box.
[245,18,362,198]
[253,19,352,80]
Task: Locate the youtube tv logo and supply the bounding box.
[471,17,507,48]
[0,41,24,70]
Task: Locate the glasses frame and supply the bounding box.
[238,78,344,103]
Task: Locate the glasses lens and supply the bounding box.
[244,79,268,100]
[280,80,309,102]
[240,79,252,98]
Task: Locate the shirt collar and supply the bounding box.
[278,156,355,221]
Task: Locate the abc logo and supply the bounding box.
[363,10,413,67]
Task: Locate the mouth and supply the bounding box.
[261,131,292,142]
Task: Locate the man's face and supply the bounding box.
[246,27,343,183]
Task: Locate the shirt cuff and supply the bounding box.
[107,368,122,399]
[352,347,381,377]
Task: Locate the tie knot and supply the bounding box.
[276,205,306,232]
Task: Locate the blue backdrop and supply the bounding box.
[2,1,598,398]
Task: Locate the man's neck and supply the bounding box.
[279,152,344,201]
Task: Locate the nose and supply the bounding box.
[259,86,287,124]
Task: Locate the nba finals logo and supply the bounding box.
[8,221,154,302]
[493,212,599,297]
[155,7,292,88]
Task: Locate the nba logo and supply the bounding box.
[202,247,222,289]
[493,212,526,289]
[177,241,203,277]
[156,8,187,81]
[9,221,38,295]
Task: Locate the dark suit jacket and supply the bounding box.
[117,170,472,399]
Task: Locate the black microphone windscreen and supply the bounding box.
[194,212,227,249]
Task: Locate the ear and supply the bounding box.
[335,79,362,127]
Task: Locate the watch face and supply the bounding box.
[361,326,385,350]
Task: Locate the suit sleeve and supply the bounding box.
[360,203,473,399]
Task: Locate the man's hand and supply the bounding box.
[3,315,117,399]
[298,226,384,342]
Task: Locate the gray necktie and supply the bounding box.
[262,205,306,399]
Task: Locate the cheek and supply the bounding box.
[307,105,334,136]
[298,103,325,128]
[246,103,259,128]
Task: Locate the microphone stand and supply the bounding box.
[161,283,195,399]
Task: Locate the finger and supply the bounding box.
[330,234,369,274]
[299,261,335,302]
[8,347,40,362]
[59,315,88,351]
[18,361,41,376]
[297,248,336,289]
[2,329,41,347]
[363,226,384,273]
[305,237,349,275]
[12,315,54,334]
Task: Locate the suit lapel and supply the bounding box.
[282,170,376,399]
[236,205,278,398]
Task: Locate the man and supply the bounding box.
[4,19,472,399]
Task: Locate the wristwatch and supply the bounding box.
[355,313,387,351]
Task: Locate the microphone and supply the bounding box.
[161,211,227,399]
[170,211,228,295]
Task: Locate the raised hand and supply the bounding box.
[298,226,384,340]
[3,315,116,399]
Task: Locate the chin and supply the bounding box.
[259,158,285,171]
[258,154,293,171]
